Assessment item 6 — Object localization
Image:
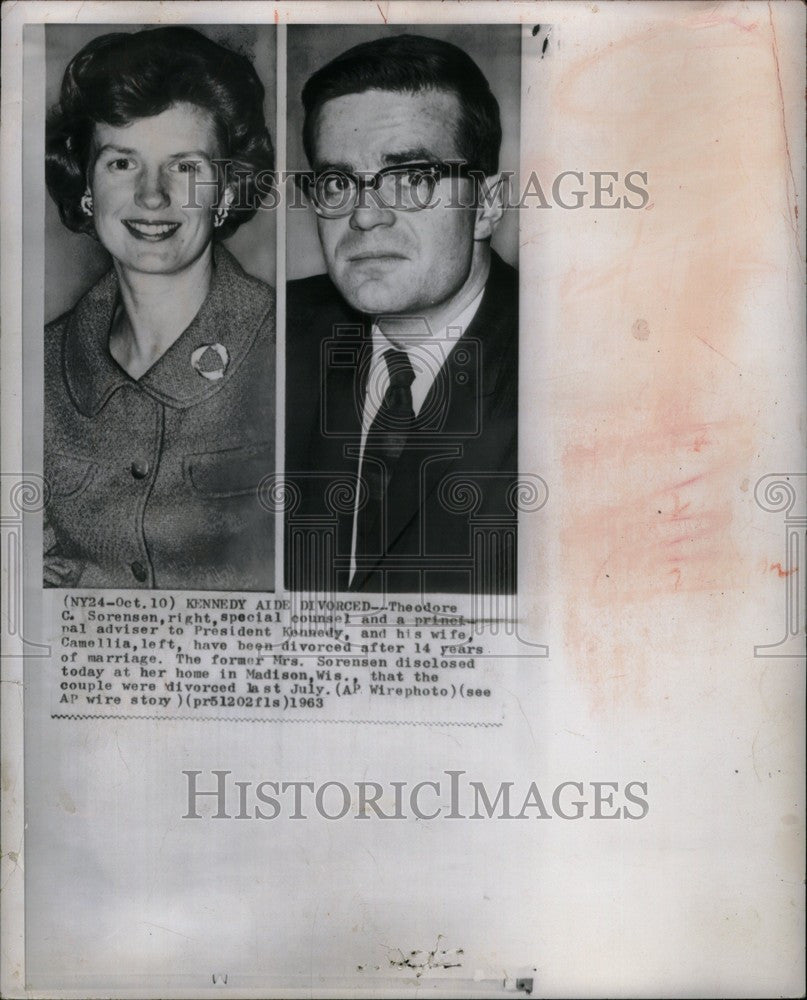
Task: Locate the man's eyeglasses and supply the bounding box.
[301,161,477,219]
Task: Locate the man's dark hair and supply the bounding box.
[46,26,274,239]
[302,33,502,176]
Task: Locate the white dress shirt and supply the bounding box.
[349,289,485,583]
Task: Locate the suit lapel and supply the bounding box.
[383,352,475,551]
[351,371,466,591]
[348,252,518,591]
[325,329,371,570]
[350,271,505,589]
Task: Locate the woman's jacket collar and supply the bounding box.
[63,244,274,417]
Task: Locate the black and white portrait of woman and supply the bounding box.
[43,25,276,590]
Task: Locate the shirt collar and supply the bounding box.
[63,244,273,416]
[371,287,484,353]
[370,288,484,414]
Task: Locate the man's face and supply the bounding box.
[310,89,478,315]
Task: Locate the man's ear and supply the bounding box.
[474,173,506,241]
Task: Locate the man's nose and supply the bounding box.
[348,198,395,231]
[134,169,170,211]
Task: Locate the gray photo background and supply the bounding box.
[286,23,521,281]
[44,24,277,323]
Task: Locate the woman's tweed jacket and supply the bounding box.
[44,245,275,590]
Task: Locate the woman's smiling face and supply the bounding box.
[89,102,225,275]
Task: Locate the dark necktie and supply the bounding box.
[354,348,416,570]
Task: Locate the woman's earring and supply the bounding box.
[80,191,93,217]
[213,205,229,229]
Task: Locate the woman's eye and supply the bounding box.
[108,157,134,171]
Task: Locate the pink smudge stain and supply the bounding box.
[770,562,798,578]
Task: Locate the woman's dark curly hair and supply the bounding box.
[46,26,274,240]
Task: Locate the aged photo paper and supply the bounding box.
[1,1,804,997]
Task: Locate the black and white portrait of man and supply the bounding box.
[285,26,521,595]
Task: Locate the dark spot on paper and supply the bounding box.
[632,318,650,341]
[532,25,552,57]
[386,936,463,978]
[58,791,76,814]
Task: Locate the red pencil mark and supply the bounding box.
[561,417,750,615]
[663,527,713,548]
[669,474,704,492]
[691,430,711,452]
[691,9,758,32]
[695,334,740,370]
[670,494,692,518]
[767,1,800,252]
[770,562,798,578]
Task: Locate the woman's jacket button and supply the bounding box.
[129,561,148,583]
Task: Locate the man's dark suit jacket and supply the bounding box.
[285,251,518,595]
